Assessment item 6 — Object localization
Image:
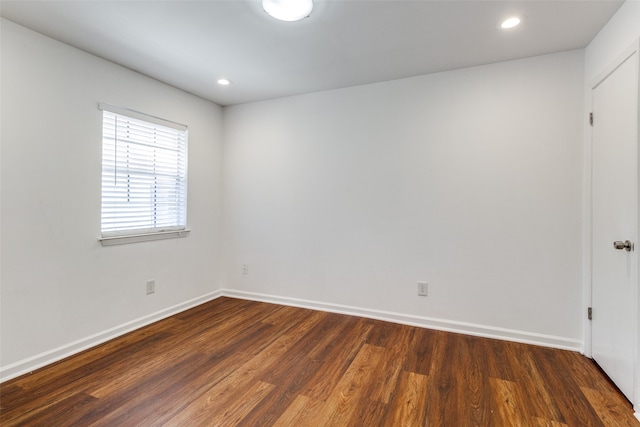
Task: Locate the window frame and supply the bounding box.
[98,103,190,246]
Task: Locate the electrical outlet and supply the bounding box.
[146,280,156,295]
[242,264,248,275]
[418,282,428,296]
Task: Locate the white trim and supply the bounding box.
[98,102,187,131]
[0,289,583,384]
[99,229,191,246]
[221,289,582,351]
[635,412,640,422]
[591,46,639,91]
[582,99,593,357]
[0,290,221,383]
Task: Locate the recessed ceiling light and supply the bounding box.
[217,78,231,86]
[501,17,521,29]
[262,0,313,22]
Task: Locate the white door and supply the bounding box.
[591,45,639,403]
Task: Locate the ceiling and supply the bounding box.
[0,0,624,106]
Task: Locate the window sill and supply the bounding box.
[99,229,190,246]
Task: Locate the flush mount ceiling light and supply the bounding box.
[501,16,521,29]
[262,0,313,22]
[217,78,231,86]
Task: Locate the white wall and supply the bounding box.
[0,19,223,380]
[223,50,585,348]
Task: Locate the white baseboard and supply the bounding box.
[0,290,222,383]
[1,288,583,384]
[221,289,583,352]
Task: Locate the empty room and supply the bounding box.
[1,0,639,425]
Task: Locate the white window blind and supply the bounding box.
[100,104,188,238]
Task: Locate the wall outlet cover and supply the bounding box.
[418,282,428,296]
[146,280,156,294]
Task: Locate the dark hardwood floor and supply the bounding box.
[1,297,637,426]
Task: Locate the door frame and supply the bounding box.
[585,38,640,417]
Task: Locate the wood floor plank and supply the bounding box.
[403,327,441,376]
[239,358,324,426]
[7,391,98,427]
[12,319,182,391]
[383,371,429,427]
[259,313,340,386]
[173,296,250,322]
[178,310,325,425]
[347,398,388,427]
[458,335,493,425]
[164,332,302,425]
[310,343,387,425]
[240,314,348,425]
[75,303,291,426]
[530,417,570,426]
[489,378,526,426]
[367,324,414,404]
[425,331,463,426]
[581,386,640,427]
[88,342,268,427]
[0,330,175,422]
[301,317,374,401]
[186,380,275,427]
[508,343,566,423]
[1,297,637,426]
[304,314,364,361]
[482,337,521,382]
[529,346,605,427]
[79,353,214,427]
[272,394,322,427]
[17,296,280,423]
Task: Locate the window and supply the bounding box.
[99,103,188,245]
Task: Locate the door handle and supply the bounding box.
[613,240,634,251]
